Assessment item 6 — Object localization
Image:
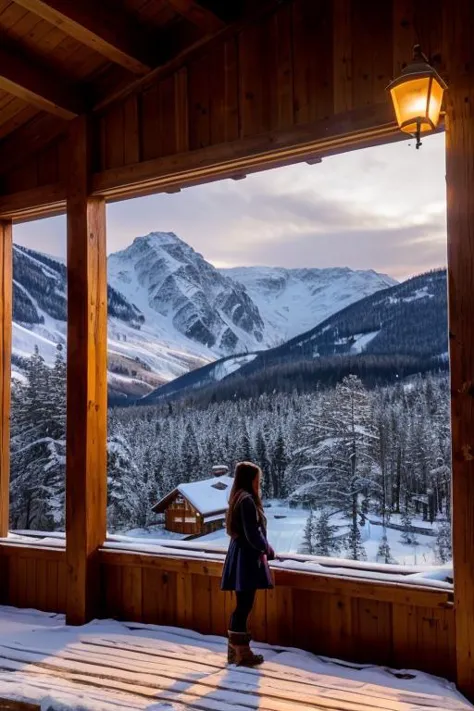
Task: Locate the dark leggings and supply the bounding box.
[229,590,256,633]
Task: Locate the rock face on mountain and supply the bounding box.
[108,232,265,353]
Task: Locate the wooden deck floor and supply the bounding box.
[0,607,471,711]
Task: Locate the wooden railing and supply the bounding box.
[0,541,455,681]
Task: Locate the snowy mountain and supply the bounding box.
[11,244,214,401]
[12,233,396,401]
[221,266,396,343]
[261,268,448,362]
[108,232,266,353]
[142,269,448,405]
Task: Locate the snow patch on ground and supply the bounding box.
[350,330,379,353]
[195,501,439,566]
[212,354,257,381]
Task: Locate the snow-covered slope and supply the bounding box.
[143,269,448,405]
[221,266,396,344]
[12,244,214,400]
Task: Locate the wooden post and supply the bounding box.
[444,0,474,699]
[0,220,12,538]
[66,116,107,625]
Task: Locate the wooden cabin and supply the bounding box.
[152,473,233,535]
[1,0,474,705]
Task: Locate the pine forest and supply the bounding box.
[10,346,452,567]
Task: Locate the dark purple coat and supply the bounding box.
[221,493,274,592]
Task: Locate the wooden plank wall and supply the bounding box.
[2,136,68,196]
[0,0,444,200]
[94,0,443,172]
[98,551,456,682]
[0,547,67,613]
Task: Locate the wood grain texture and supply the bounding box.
[392,0,415,79]
[0,113,66,178]
[13,0,157,73]
[167,0,224,35]
[66,116,107,625]
[2,0,445,207]
[92,101,399,199]
[351,0,393,109]
[293,0,333,123]
[0,44,85,119]
[0,220,12,538]
[0,542,456,681]
[174,67,189,152]
[333,0,352,114]
[92,549,455,680]
[443,0,474,697]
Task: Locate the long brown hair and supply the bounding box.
[226,461,266,536]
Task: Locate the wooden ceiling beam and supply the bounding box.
[0,44,85,119]
[167,0,225,35]
[12,0,158,75]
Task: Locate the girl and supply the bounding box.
[221,461,275,666]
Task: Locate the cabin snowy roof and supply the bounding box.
[152,475,234,516]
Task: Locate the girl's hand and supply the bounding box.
[266,544,275,561]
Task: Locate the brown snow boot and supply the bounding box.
[228,631,264,666]
[227,632,236,664]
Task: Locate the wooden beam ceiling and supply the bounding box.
[167,0,225,35]
[12,0,159,74]
[0,44,85,119]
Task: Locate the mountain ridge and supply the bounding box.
[141,267,448,405]
[11,232,400,400]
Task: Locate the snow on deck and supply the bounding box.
[0,606,470,711]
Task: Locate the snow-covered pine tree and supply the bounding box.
[346,515,366,560]
[236,421,253,463]
[10,346,66,530]
[313,509,341,557]
[359,496,369,526]
[302,509,315,554]
[107,427,141,532]
[180,422,201,481]
[294,375,375,560]
[271,431,289,499]
[401,504,417,545]
[435,521,452,564]
[376,531,395,564]
[255,429,271,498]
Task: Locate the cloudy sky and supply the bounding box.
[14,131,446,281]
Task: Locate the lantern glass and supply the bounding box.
[390,76,434,134]
[427,77,444,127]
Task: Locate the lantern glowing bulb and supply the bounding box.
[387,45,447,149]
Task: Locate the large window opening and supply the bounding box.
[8,131,450,574]
[104,131,449,570]
[10,216,67,533]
